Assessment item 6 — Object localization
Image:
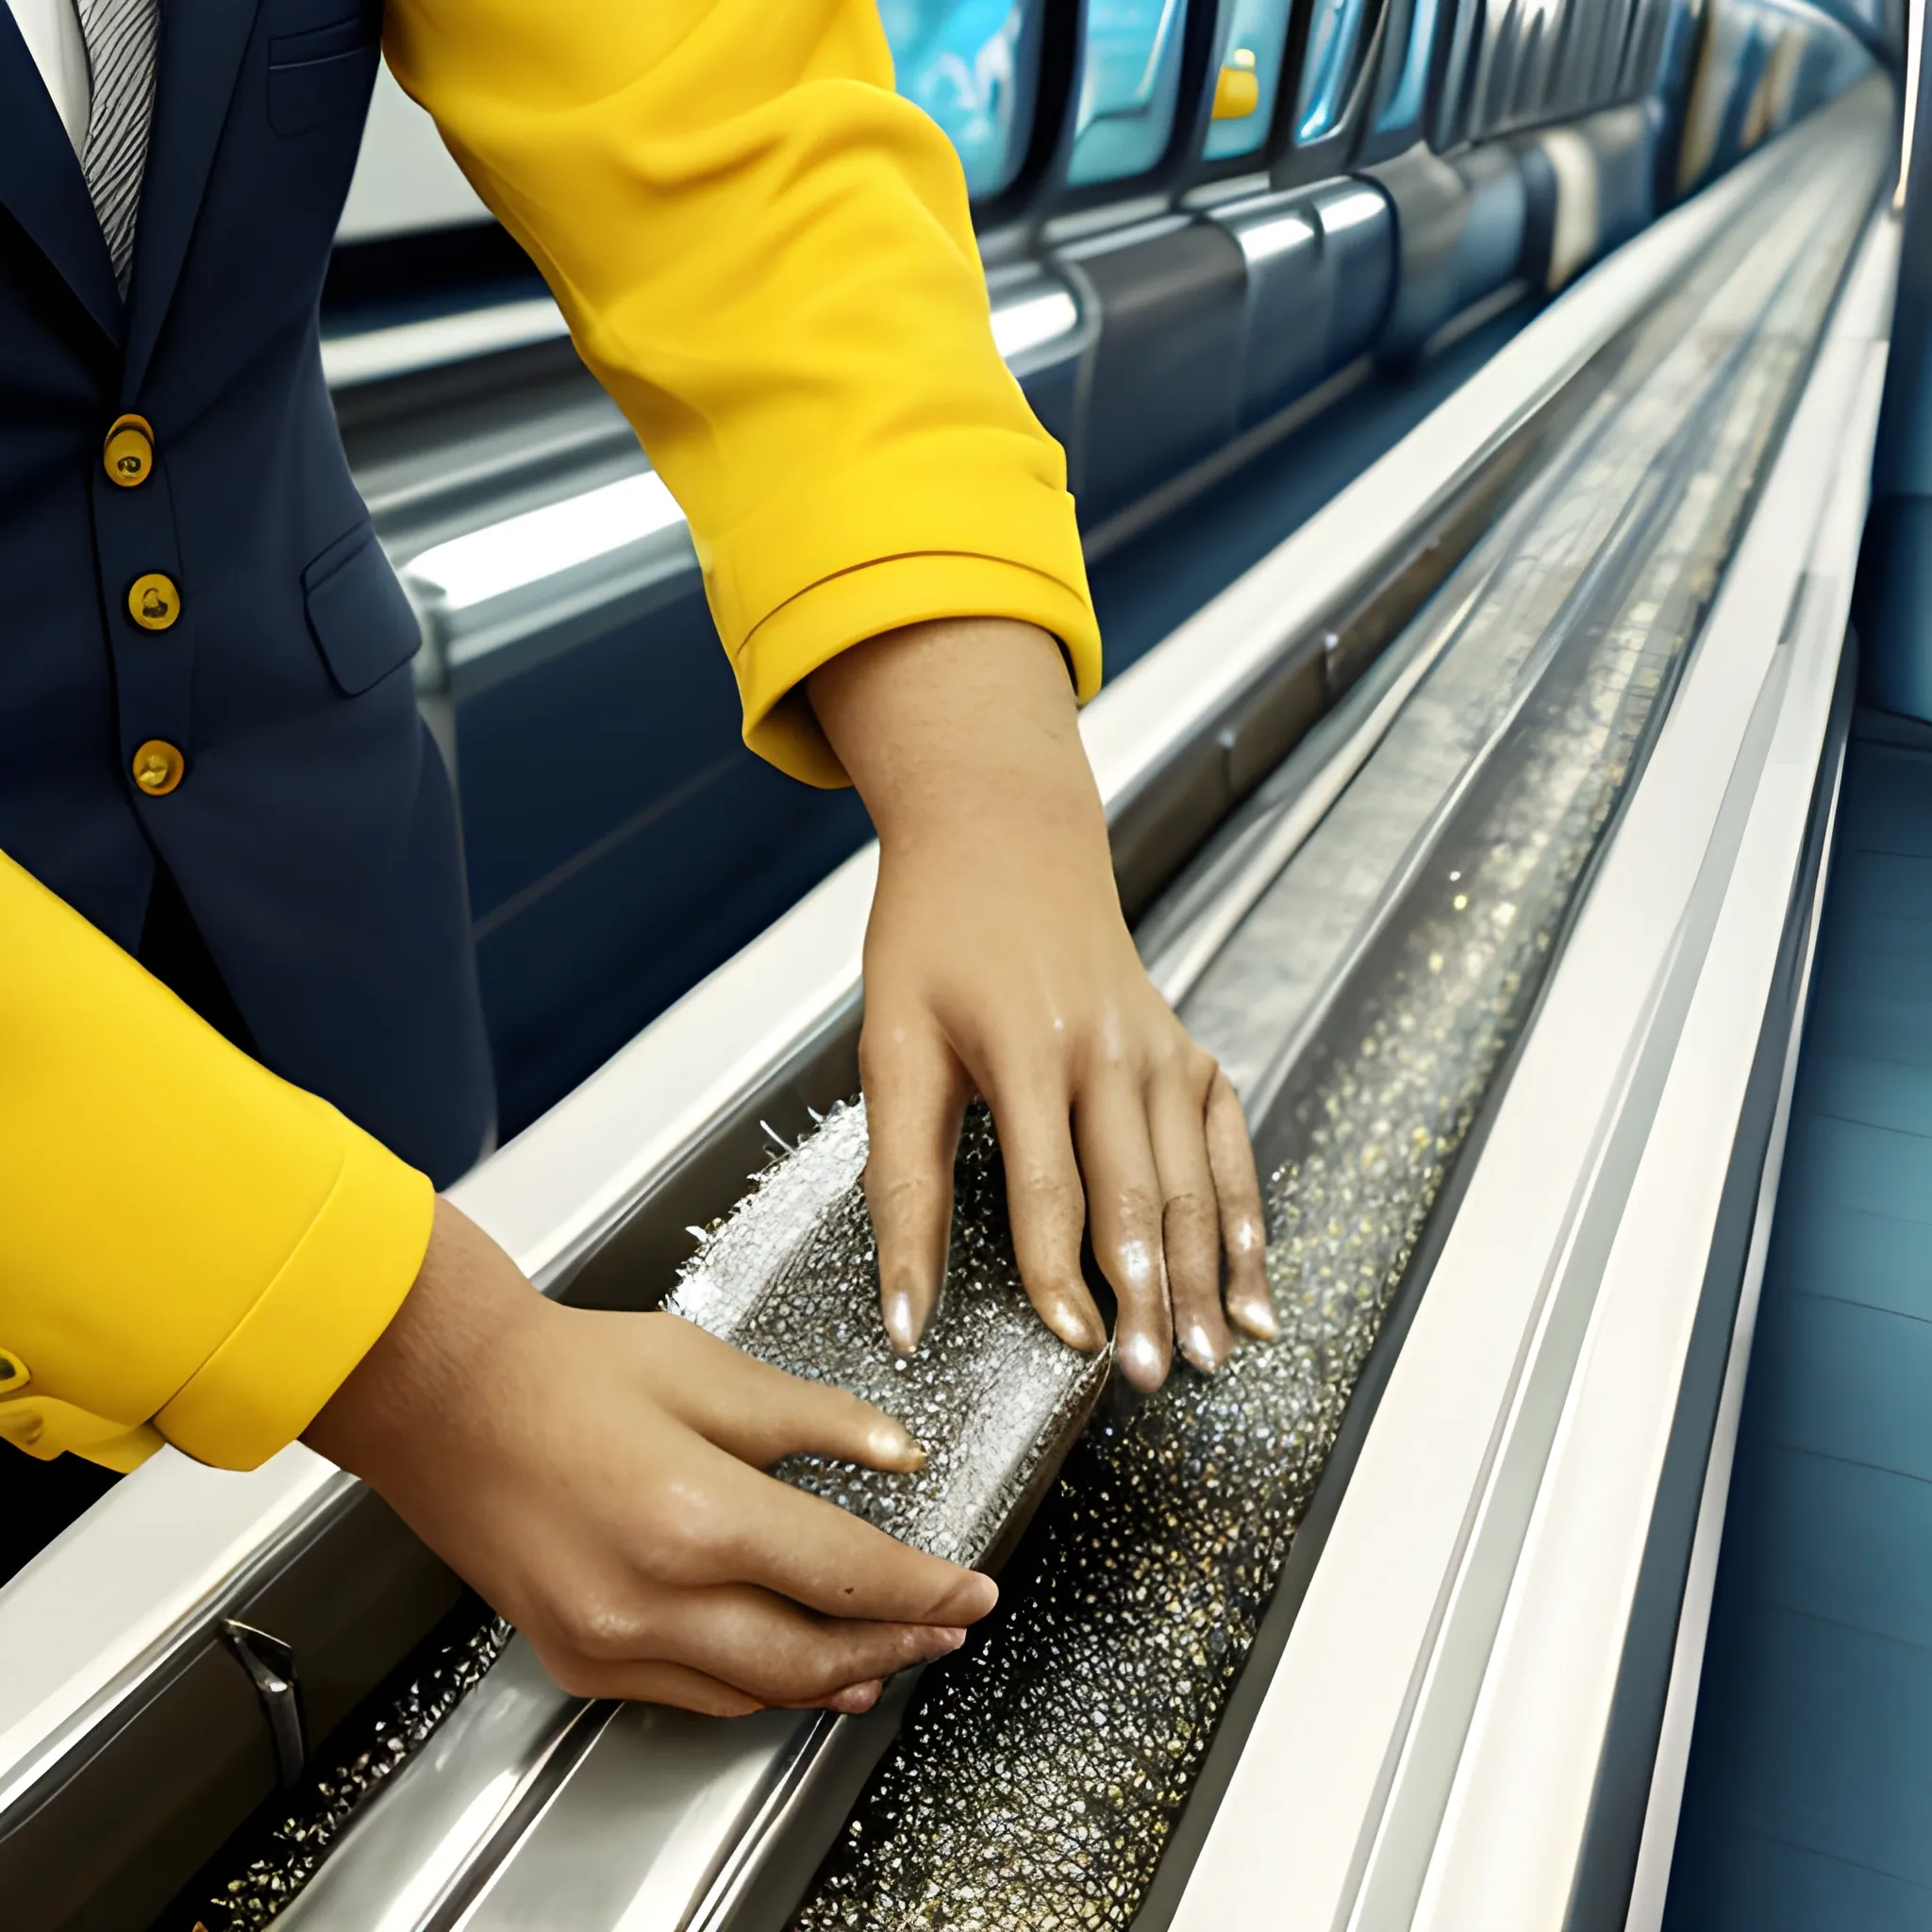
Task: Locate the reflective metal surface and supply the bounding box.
[0,89,1871,1932]
[784,95,1886,1932]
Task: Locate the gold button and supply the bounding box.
[103,413,155,488]
[0,1350,29,1394]
[128,572,179,631]
[132,740,186,795]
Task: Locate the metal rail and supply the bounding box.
[0,93,1878,1932]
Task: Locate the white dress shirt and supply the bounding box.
[5,0,90,156]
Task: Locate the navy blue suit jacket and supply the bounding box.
[0,0,491,1185]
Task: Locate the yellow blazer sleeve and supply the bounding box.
[382,0,1102,788]
[0,853,434,1474]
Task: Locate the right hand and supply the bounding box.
[303,1199,996,1717]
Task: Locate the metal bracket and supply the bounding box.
[223,1620,307,1789]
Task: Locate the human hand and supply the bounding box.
[304,1200,996,1717]
[808,618,1277,1391]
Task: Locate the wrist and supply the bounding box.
[303,1199,541,1478]
[808,618,1110,863]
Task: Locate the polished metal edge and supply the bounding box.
[0,107,1818,1839]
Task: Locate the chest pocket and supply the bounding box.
[304,525,424,696]
[267,0,380,138]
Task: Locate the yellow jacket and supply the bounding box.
[0,0,1098,1474]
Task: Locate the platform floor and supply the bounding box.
[1666,719,1932,1927]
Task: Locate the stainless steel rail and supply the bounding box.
[0,93,1880,1932]
[208,89,1901,1932]
[1170,129,1898,1932]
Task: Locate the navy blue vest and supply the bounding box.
[0,0,492,1186]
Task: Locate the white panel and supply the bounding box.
[339,61,491,243]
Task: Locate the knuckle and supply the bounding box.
[1014,1158,1080,1207]
[538,1649,609,1700]
[643,1486,728,1583]
[554,1591,658,1666]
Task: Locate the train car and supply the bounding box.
[0,2,1917,1928]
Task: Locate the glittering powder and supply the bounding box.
[788,133,1875,1932]
[162,109,1881,1932]
[670,1104,1112,1568]
[168,1610,511,1932]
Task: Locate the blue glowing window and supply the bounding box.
[1067,0,1194,187]
[880,0,1043,200]
[1293,0,1376,143]
[1203,0,1292,159]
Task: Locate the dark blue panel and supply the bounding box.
[475,754,871,1137]
[1745,1291,1932,1480]
[455,584,873,1134]
[1666,1821,1932,1932]
[1719,1446,1932,1654]
[1763,1194,1932,1324]
[458,585,740,922]
[1585,105,1657,256]
[1841,745,1932,854]
[1450,144,1528,313]
[1681,1603,1932,1891]
[1766,1112,1932,1232]
[1670,728,1932,1928]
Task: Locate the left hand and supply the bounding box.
[808,618,1276,1391]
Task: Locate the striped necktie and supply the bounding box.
[75,0,159,292]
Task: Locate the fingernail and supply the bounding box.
[1118,1327,1170,1391]
[920,1625,969,1658]
[1041,1291,1106,1353]
[826,1680,882,1714]
[1180,1321,1225,1374]
[936,1572,999,1623]
[883,1284,924,1356]
[1233,1293,1280,1341]
[867,1421,926,1470]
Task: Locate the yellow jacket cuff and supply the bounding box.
[155,1136,433,1469]
[739,552,1106,787]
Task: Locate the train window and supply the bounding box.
[1203,0,1294,159]
[1067,0,1195,186]
[881,0,1045,199]
[1293,0,1380,142]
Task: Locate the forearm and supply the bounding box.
[808,619,1115,889]
[389,0,1098,788]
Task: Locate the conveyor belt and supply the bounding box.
[146,91,1886,1932]
[785,105,1882,1932]
[0,88,1892,1932]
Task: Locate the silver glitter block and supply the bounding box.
[669,1102,1113,1571]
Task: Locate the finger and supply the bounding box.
[652,1320,928,1474]
[980,1063,1107,1354]
[1208,1070,1276,1340]
[1073,1074,1172,1391]
[528,1642,885,1718]
[662,1438,1000,1627]
[575,1580,970,1709]
[1147,1058,1231,1374]
[858,1011,972,1354]
[532,1651,767,1718]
